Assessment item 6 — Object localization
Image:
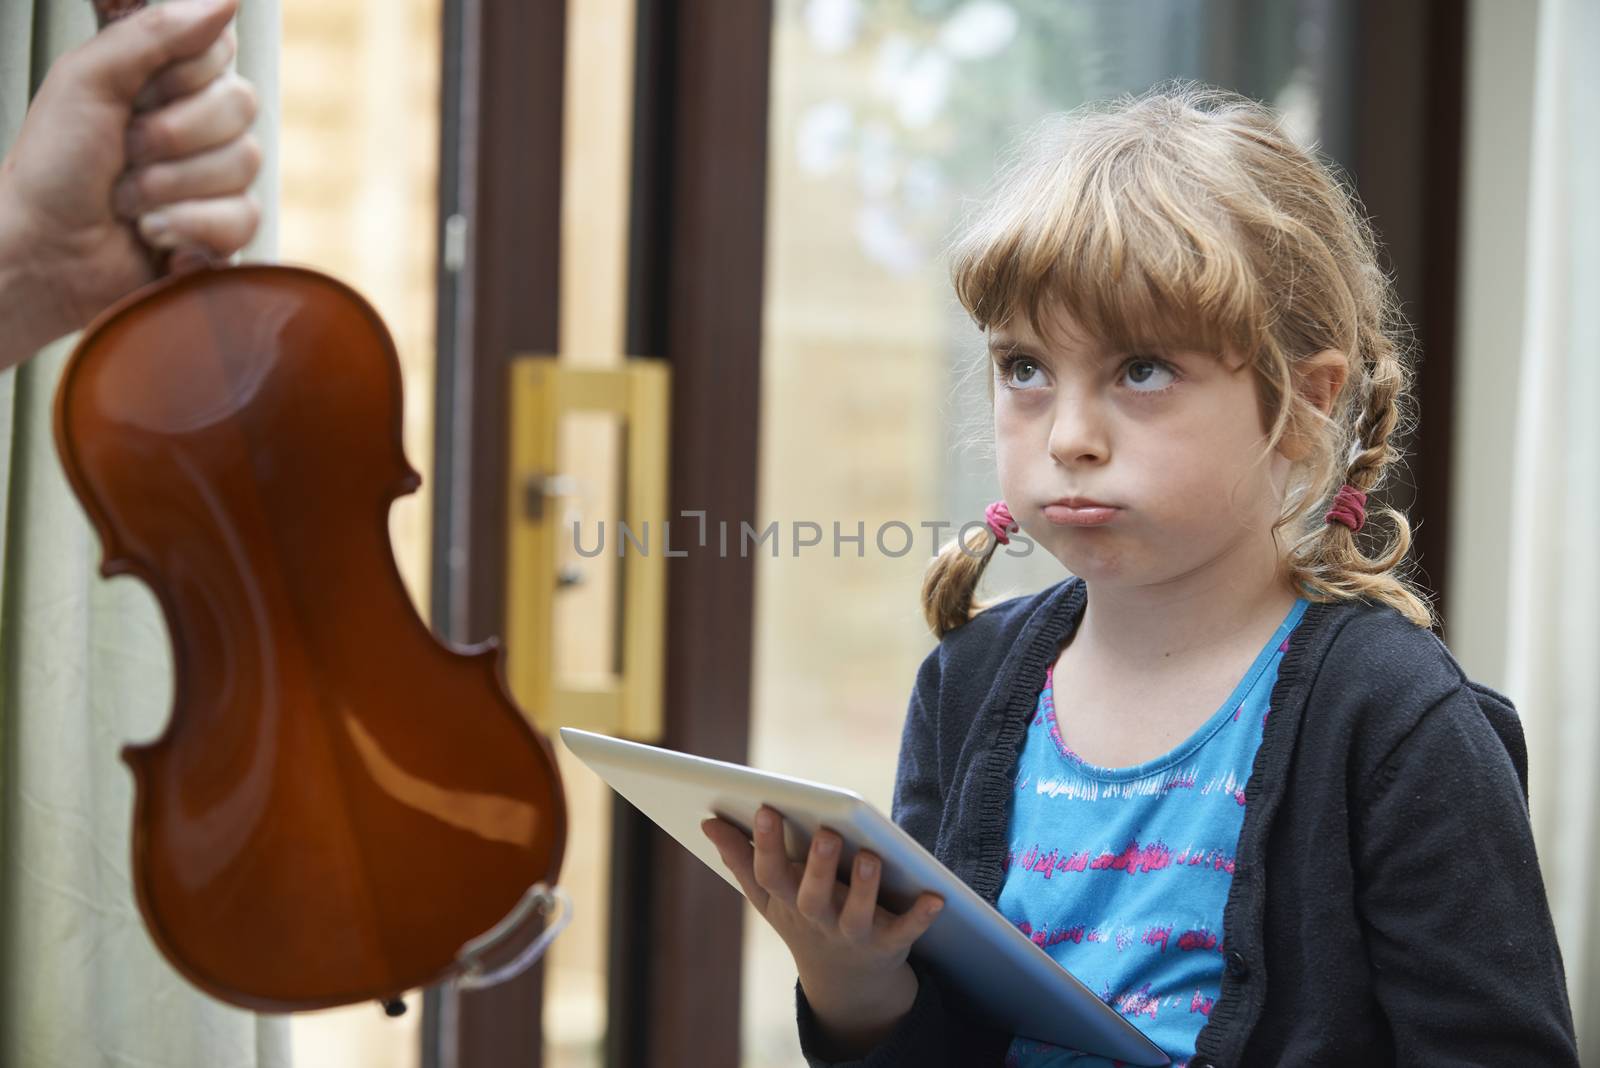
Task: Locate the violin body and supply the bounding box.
[54,263,566,1011]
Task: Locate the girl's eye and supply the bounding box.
[1122,358,1177,394]
[996,354,1046,391]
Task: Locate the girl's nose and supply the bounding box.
[1047,397,1111,467]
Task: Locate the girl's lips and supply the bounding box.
[1042,503,1120,526]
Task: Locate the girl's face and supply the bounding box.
[992,303,1291,589]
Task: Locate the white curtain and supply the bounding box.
[1504,0,1600,1058]
[0,2,290,1065]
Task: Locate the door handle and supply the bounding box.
[504,355,670,742]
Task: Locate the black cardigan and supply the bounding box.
[795,577,1577,1067]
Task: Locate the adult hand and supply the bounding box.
[0,0,259,370]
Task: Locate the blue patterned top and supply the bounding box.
[999,597,1310,1066]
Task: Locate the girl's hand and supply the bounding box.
[700,806,944,1010]
[0,0,259,365]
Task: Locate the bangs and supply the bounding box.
[950,115,1268,363]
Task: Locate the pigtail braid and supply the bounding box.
[921,522,1006,639]
[1284,314,1437,630]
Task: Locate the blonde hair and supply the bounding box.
[922,79,1435,638]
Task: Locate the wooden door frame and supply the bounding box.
[1348,0,1467,629]
[606,3,773,1065]
[425,0,567,1065]
[425,1,773,1065]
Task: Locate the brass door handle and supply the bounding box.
[504,356,670,742]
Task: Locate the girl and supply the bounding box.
[701,81,1577,1066]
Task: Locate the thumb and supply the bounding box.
[74,0,240,105]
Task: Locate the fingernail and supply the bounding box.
[857,855,878,878]
[755,809,773,833]
[138,211,179,249]
[816,835,837,856]
[926,900,943,916]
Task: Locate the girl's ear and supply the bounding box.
[1278,348,1350,462]
[1301,348,1350,417]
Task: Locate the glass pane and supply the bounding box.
[747,1,1348,1063]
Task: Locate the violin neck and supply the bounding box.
[91,0,146,31]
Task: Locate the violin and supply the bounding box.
[49,0,569,1013]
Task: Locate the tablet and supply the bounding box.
[558,727,1170,1066]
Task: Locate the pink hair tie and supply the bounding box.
[985,500,1018,545]
[1325,484,1368,532]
